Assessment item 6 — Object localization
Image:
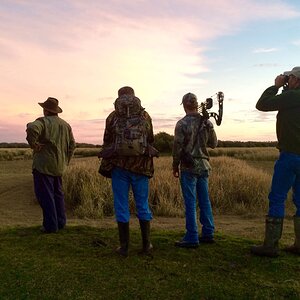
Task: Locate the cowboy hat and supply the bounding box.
[38,97,63,113]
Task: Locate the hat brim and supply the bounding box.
[38,103,63,113]
[283,70,300,79]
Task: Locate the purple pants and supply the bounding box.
[33,169,66,232]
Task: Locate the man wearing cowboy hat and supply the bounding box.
[26,97,76,233]
[251,66,300,257]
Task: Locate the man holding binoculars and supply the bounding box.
[251,66,300,257]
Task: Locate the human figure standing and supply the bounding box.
[172,92,218,248]
[251,67,300,257]
[26,97,76,233]
[99,86,157,257]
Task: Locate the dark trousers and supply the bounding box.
[33,169,66,232]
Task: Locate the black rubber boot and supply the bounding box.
[138,220,153,255]
[116,222,129,257]
[251,216,283,257]
[284,216,300,255]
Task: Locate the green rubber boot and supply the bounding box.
[284,216,300,255]
[116,222,129,257]
[251,216,283,257]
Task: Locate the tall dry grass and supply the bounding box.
[0,148,101,161]
[209,147,279,161]
[209,156,270,215]
[0,147,279,161]
[63,158,113,219]
[0,149,32,161]
[63,156,275,219]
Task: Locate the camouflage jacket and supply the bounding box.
[101,110,155,178]
[172,112,217,176]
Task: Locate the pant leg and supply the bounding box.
[292,154,300,217]
[268,152,296,218]
[131,173,152,221]
[53,176,66,229]
[112,168,131,223]
[196,174,215,238]
[180,171,199,243]
[33,170,58,232]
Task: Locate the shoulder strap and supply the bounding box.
[192,116,204,148]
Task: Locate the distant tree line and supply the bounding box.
[152,132,277,154]
[0,142,30,148]
[0,142,101,148]
[0,133,276,153]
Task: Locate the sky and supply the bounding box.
[1,0,300,144]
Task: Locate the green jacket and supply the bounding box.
[101,110,155,178]
[172,112,218,176]
[26,116,76,176]
[256,86,300,155]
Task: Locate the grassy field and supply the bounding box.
[0,148,299,299]
[1,226,300,299]
[0,147,101,161]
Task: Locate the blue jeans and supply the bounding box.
[33,169,66,232]
[111,167,152,223]
[268,151,300,218]
[180,171,215,243]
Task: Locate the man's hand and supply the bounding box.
[275,75,287,88]
[173,169,179,178]
[32,143,45,152]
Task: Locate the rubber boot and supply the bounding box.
[251,216,283,257]
[138,220,153,255]
[284,216,300,255]
[116,222,129,257]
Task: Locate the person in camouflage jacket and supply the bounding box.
[173,92,218,248]
[100,86,155,257]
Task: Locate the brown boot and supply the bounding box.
[116,222,129,257]
[284,216,300,255]
[251,216,283,257]
[138,220,153,255]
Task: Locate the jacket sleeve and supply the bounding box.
[144,111,154,144]
[256,86,300,112]
[26,119,44,148]
[67,126,76,163]
[172,121,184,171]
[103,112,116,147]
[206,120,218,149]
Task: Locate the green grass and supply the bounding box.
[1,151,299,299]
[0,226,299,299]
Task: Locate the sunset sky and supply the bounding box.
[1,0,300,144]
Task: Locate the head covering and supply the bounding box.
[181,92,198,109]
[118,86,135,97]
[284,66,300,79]
[38,97,62,113]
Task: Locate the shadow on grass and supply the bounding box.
[0,226,299,299]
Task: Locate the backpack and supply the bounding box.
[113,94,148,156]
